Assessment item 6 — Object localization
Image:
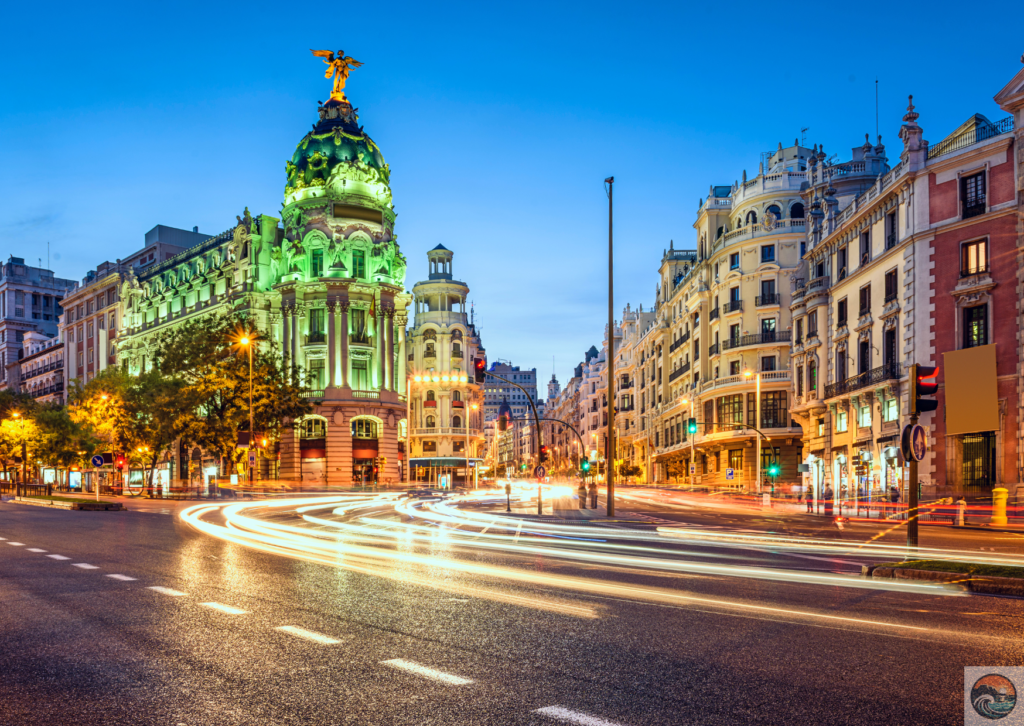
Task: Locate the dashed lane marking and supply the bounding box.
[274,626,341,644]
[201,602,247,615]
[382,659,474,685]
[7,542,25,546]
[534,706,629,725]
[26,548,46,553]
[148,586,186,596]
[106,574,137,582]
[73,563,99,570]
[46,555,71,560]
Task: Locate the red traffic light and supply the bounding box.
[912,364,940,414]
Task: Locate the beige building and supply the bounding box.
[5,331,65,405]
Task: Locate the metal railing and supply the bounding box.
[884,291,898,304]
[23,360,64,379]
[807,276,830,293]
[724,300,743,313]
[960,265,990,279]
[306,331,326,344]
[963,201,987,220]
[885,232,897,250]
[709,307,720,321]
[756,293,780,306]
[721,329,791,351]
[825,363,901,399]
[927,115,1014,159]
[708,342,720,356]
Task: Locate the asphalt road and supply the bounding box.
[1,495,1021,725]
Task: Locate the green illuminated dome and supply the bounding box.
[284,99,392,208]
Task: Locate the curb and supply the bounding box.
[11,497,126,512]
[868,566,1024,597]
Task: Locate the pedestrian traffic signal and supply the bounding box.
[910,363,940,415]
[687,418,698,434]
[474,357,487,383]
[539,445,548,463]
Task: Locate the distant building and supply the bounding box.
[483,361,542,423]
[0,256,75,389]
[5,331,65,405]
[60,224,210,390]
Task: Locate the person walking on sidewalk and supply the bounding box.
[578,482,588,509]
[823,484,834,517]
[806,484,814,513]
[588,481,598,509]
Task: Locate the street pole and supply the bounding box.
[605,175,615,517]
[755,372,762,494]
[907,412,920,550]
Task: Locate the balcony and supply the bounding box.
[960,264,990,279]
[807,276,830,294]
[669,334,689,353]
[451,351,464,359]
[721,329,791,351]
[306,331,326,344]
[724,300,743,314]
[668,365,688,383]
[886,233,897,251]
[884,291,898,304]
[300,389,324,399]
[452,400,465,408]
[756,293,780,307]
[825,363,902,399]
[709,307,720,321]
[963,201,986,220]
[708,342,720,357]
[353,390,380,400]
[423,399,437,408]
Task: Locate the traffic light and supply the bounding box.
[911,364,939,415]
[498,414,508,432]
[581,460,591,473]
[115,457,125,471]
[539,445,548,463]
[380,456,387,466]
[687,418,698,435]
[767,461,780,478]
[474,357,487,383]
[521,463,527,472]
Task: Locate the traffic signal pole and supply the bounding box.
[907,412,920,550]
[605,176,615,517]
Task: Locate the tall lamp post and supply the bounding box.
[604,175,616,516]
[239,336,255,488]
[745,369,762,493]
[12,411,26,497]
[467,402,478,489]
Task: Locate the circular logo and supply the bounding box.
[971,674,1017,720]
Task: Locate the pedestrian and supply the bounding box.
[956,495,967,526]
[806,485,814,513]
[823,484,834,517]
[588,481,598,509]
[578,481,588,509]
[890,485,900,504]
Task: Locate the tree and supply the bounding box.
[34,405,99,495]
[0,415,40,494]
[153,314,311,477]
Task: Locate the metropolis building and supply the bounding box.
[116,89,412,486]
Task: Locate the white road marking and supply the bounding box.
[46,554,70,560]
[381,658,474,685]
[7,542,25,546]
[73,563,99,569]
[148,586,186,596]
[201,602,247,615]
[106,574,137,582]
[274,625,341,644]
[26,548,46,553]
[534,706,629,725]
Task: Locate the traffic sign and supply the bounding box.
[91,455,105,468]
[901,424,928,462]
[248,452,256,466]
[725,468,734,480]
[690,465,696,475]
[534,465,546,479]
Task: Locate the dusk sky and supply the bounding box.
[3,1,1019,390]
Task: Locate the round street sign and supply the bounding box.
[91,455,105,468]
[534,465,546,479]
[901,424,928,462]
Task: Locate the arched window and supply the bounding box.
[299,417,328,439]
[423,329,437,341]
[453,415,462,429]
[766,205,781,218]
[351,418,379,439]
[424,342,435,358]
[716,226,724,238]
[426,390,436,401]
[452,342,462,358]
[791,203,805,219]
[452,390,462,401]
[745,210,758,225]
[426,415,436,428]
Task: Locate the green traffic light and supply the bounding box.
[687,418,697,434]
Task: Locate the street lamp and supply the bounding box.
[468,402,479,489]
[238,335,255,489]
[12,411,26,497]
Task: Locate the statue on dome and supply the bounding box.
[310,49,364,102]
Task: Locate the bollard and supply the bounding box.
[991,487,1008,526]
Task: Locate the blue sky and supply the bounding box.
[2,1,1019,390]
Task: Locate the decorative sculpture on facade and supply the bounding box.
[310,49,364,103]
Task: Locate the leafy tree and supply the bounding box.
[153,314,311,475]
[34,405,100,495]
[0,415,40,493]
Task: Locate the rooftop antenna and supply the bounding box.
[875,78,879,140]
[801,127,809,146]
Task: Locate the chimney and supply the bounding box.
[193,226,198,233]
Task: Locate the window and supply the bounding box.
[693,338,700,361]
[730,360,740,376]
[858,338,871,375]
[745,210,758,226]
[791,203,805,219]
[309,308,325,337]
[87,323,94,339]
[884,269,898,303]
[109,312,116,330]
[836,348,847,383]
[859,231,870,264]
[311,249,324,278]
[836,409,849,432]
[795,319,803,343]
[796,365,804,396]
[729,324,740,345]
[808,360,817,395]
[808,312,818,336]
[729,286,740,302]
[88,349,94,364]
[766,205,781,219]
[885,211,897,250]
[717,394,743,427]
[730,252,740,270]
[761,318,776,336]
[837,247,848,280]
[352,418,378,439]
[352,250,366,278]
[761,391,787,428]
[837,298,848,327]
[729,449,743,472]
[78,352,83,368]
[858,405,871,428]
[964,305,988,348]
[961,239,988,276]
[883,397,898,422]
[961,171,986,219]
[452,415,462,429]
[308,358,325,388]
[351,359,369,390]
[98,315,104,329]
[68,329,74,343]
[425,415,436,428]
[761,356,776,372]
[858,285,871,317]
[761,245,775,263]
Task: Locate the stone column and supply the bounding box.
[397,316,407,395]
[386,307,395,392]
[327,302,337,388]
[282,306,291,376]
[339,301,350,388]
[378,310,387,391]
[290,307,299,377]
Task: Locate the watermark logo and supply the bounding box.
[967,669,1020,723]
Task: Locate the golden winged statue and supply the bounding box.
[311,49,364,102]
